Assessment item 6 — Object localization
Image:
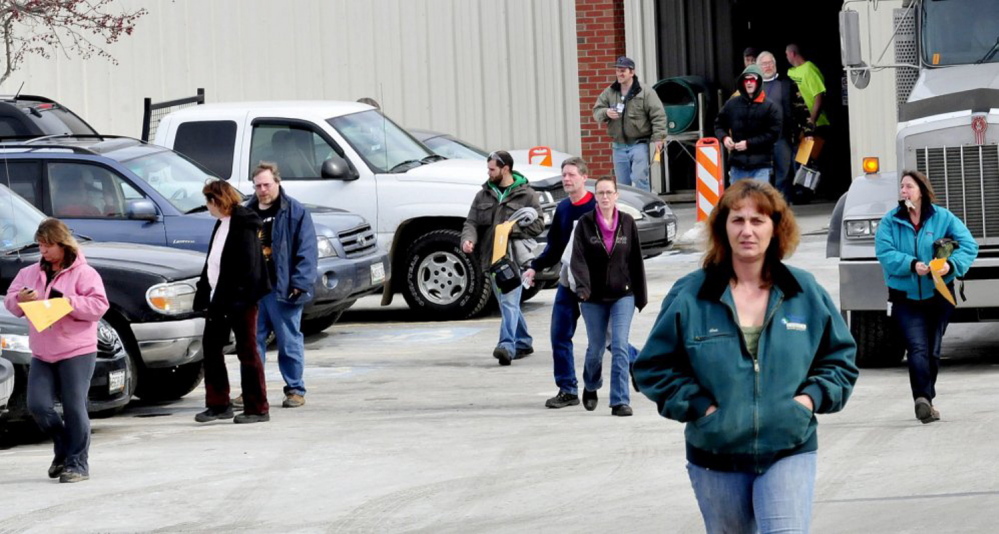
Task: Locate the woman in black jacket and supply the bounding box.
[194,180,272,424]
[570,176,647,416]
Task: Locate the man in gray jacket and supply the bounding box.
[461,151,543,366]
[593,56,668,192]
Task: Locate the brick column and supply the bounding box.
[576,0,626,179]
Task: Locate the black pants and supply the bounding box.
[27,353,96,474]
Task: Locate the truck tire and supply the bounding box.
[134,361,204,402]
[402,229,492,320]
[301,310,344,336]
[851,310,905,368]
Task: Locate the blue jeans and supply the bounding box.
[491,280,533,356]
[551,284,581,394]
[892,296,954,401]
[257,292,307,396]
[580,295,634,406]
[730,166,771,183]
[773,138,793,198]
[687,451,817,534]
[27,353,97,475]
[612,142,651,192]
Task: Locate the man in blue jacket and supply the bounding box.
[247,162,318,408]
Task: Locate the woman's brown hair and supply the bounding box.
[202,180,243,216]
[900,169,937,206]
[35,218,79,269]
[702,180,800,282]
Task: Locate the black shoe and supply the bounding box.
[59,470,89,483]
[195,406,235,423]
[583,389,598,411]
[611,404,634,417]
[515,346,534,359]
[914,397,940,424]
[48,460,65,479]
[234,412,270,424]
[493,346,512,366]
[545,391,580,409]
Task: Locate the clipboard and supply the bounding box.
[17,298,73,331]
[492,221,516,264]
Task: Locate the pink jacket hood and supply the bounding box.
[3,249,109,362]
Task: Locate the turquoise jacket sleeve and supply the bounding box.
[633,276,714,422]
[942,209,978,279]
[875,212,917,277]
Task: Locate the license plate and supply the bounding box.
[108,369,126,394]
[370,262,385,284]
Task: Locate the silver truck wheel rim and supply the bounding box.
[416,251,469,306]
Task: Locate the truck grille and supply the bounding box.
[338,224,378,258]
[916,145,999,244]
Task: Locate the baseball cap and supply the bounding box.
[614,56,636,69]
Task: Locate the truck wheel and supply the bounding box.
[301,310,344,336]
[851,310,905,368]
[134,361,204,402]
[402,229,492,320]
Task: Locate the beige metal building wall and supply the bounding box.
[845,0,904,177]
[1,0,582,155]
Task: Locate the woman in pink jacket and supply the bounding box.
[4,218,109,484]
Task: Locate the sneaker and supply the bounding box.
[545,391,580,409]
[282,394,305,408]
[515,346,534,359]
[194,406,235,423]
[48,460,65,479]
[234,412,270,424]
[583,389,598,412]
[232,395,244,409]
[59,470,89,483]
[914,397,940,424]
[493,346,512,366]
[611,404,634,417]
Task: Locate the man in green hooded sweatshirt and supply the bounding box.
[714,64,782,183]
[462,150,544,366]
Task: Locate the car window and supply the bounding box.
[121,150,215,213]
[174,121,236,179]
[328,110,433,173]
[250,124,335,180]
[0,117,30,137]
[423,136,487,160]
[0,161,43,207]
[47,162,134,219]
[0,184,46,250]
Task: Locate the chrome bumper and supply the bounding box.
[130,317,205,368]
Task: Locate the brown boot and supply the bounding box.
[282,394,305,408]
[914,397,940,424]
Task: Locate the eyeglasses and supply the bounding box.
[595,190,617,197]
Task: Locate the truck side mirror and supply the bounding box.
[840,10,863,67]
[126,199,158,221]
[321,155,358,181]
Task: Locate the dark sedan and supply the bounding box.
[0,308,131,423]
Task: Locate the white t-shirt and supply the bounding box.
[207,216,231,300]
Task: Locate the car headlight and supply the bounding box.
[845,219,880,238]
[0,333,30,353]
[617,202,645,220]
[146,278,198,315]
[317,236,339,258]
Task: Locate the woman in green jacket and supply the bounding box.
[633,180,858,533]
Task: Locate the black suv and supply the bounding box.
[0,95,97,139]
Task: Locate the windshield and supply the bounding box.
[922,0,999,66]
[121,150,216,212]
[328,110,433,173]
[423,135,488,160]
[0,183,45,251]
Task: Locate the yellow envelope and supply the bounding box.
[928,258,956,306]
[492,221,516,264]
[795,137,814,164]
[17,298,73,331]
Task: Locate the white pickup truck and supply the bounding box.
[153,101,566,319]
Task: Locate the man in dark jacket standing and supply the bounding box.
[714,64,782,183]
[758,51,814,200]
[461,151,544,366]
[247,162,318,408]
[593,56,667,192]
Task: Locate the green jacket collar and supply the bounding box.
[487,171,529,200]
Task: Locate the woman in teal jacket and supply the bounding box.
[633,180,858,533]
[875,170,977,424]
